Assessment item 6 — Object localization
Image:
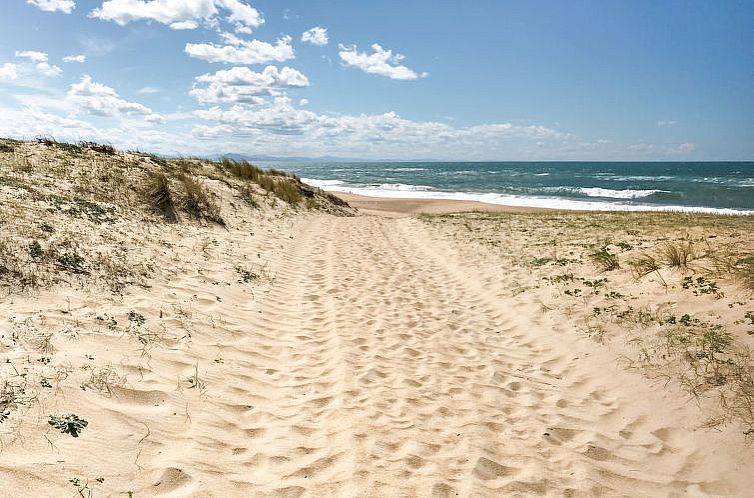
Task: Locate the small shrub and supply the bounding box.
[48,414,88,437]
[28,241,44,259]
[682,276,723,299]
[80,141,115,155]
[127,310,146,327]
[235,266,258,283]
[56,252,87,274]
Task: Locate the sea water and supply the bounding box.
[263,161,754,214]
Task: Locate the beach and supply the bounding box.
[1,140,754,496]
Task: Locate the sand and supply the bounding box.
[2,144,753,497]
[335,192,549,216]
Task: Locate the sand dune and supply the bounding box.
[2,141,753,496]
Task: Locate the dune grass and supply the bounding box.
[147,172,178,222]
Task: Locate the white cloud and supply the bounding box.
[299,98,308,106]
[62,54,87,63]
[0,63,19,81]
[90,0,263,32]
[339,43,426,80]
[626,142,695,154]
[68,75,164,122]
[27,0,75,14]
[15,50,49,63]
[138,86,160,94]
[169,21,198,30]
[301,26,328,46]
[13,51,63,78]
[35,62,63,77]
[657,120,678,127]
[191,97,567,159]
[190,65,308,104]
[185,35,294,64]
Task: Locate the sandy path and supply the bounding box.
[4,211,749,497]
[208,214,749,497]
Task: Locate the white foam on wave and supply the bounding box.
[302,179,753,215]
[303,178,345,187]
[577,187,668,199]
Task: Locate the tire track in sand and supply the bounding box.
[224,214,738,497]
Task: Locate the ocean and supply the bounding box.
[261,161,754,215]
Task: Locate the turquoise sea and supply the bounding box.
[263,161,754,214]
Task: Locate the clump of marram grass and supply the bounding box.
[590,245,620,271]
[272,179,303,205]
[179,175,225,225]
[222,159,263,182]
[628,254,662,279]
[146,172,178,222]
[662,240,694,269]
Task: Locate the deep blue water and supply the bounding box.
[262,161,754,214]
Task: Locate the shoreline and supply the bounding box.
[331,192,551,216]
[330,190,753,217]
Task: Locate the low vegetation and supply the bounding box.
[0,137,352,296]
[421,210,754,438]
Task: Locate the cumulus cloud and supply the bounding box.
[90,0,263,32]
[68,75,164,122]
[190,96,568,160]
[0,63,19,81]
[301,26,328,46]
[63,54,87,63]
[339,43,426,80]
[27,0,75,13]
[35,62,63,77]
[185,35,294,64]
[13,51,63,78]
[15,50,49,63]
[190,65,308,104]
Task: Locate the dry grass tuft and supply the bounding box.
[662,241,694,269]
[272,179,303,205]
[632,322,754,437]
[590,245,620,271]
[146,172,178,222]
[179,175,224,225]
[223,159,263,183]
[628,254,662,279]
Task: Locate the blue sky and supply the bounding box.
[1,0,753,160]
